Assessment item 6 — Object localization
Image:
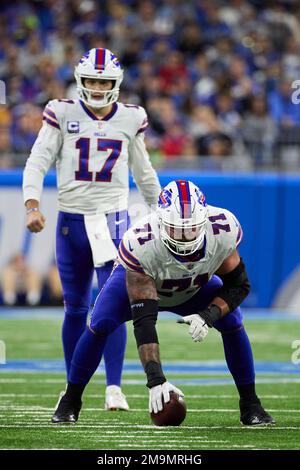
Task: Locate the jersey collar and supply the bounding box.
[79,100,118,121]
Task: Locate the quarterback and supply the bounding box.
[52,180,275,426]
[23,48,161,410]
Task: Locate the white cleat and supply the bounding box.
[105,385,129,411]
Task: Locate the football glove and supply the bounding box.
[178,314,209,342]
[149,381,184,414]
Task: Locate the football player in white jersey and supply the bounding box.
[52,180,275,426]
[23,48,161,412]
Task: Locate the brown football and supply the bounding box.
[150,391,187,426]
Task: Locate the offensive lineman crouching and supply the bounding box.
[52,180,275,426]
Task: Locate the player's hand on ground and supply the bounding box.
[26,210,46,233]
[178,314,209,342]
[149,381,184,414]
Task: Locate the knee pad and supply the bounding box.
[213,307,243,333]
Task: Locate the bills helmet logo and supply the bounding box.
[158,189,172,209]
[195,188,207,207]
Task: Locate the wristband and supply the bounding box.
[26,208,39,215]
[145,361,166,388]
[198,304,222,327]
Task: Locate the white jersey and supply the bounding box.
[118,206,243,307]
[23,99,160,214]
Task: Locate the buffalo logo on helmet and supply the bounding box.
[195,188,207,207]
[158,189,172,209]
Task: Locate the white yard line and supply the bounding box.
[1,377,300,385]
[0,424,298,430]
[1,407,300,413]
[0,393,297,399]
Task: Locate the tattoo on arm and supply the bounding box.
[126,270,160,368]
[138,343,160,369]
[126,270,158,302]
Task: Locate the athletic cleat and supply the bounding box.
[240,400,276,426]
[51,394,82,423]
[105,385,129,411]
[54,390,66,410]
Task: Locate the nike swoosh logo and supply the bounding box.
[251,416,260,424]
[115,219,125,226]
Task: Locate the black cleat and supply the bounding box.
[51,394,82,424]
[240,400,276,426]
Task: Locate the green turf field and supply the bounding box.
[0,312,299,450]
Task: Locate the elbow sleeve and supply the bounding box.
[216,258,251,312]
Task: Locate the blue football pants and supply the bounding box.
[56,210,129,387]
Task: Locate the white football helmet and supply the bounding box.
[74,48,123,108]
[157,180,208,256]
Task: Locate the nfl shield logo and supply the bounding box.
[67,121,80,133]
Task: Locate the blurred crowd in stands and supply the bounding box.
[0,253,63,307]
[1,0,300,170]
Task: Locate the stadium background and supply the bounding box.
[1,0,300,309]
[0,0,300,452]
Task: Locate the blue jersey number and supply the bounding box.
[133,223,154,245]
[158,274,209,297]
[208,213,231,235]
[75,137,122,182]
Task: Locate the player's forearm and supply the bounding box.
[138,343,160,368]
[126,270,164,384]
[133,306,165,387]
[214,257,250,313]
[193,297,229,329]
[135,169,161,208]
[127,270,159,350]
[138,343,166,388]
[129,134,161,208]
[23,165,45,204]
[23,122,61,204]
[208,297,229,316]
[199,256,250,327]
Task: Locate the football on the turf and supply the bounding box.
[150,391,187,426]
